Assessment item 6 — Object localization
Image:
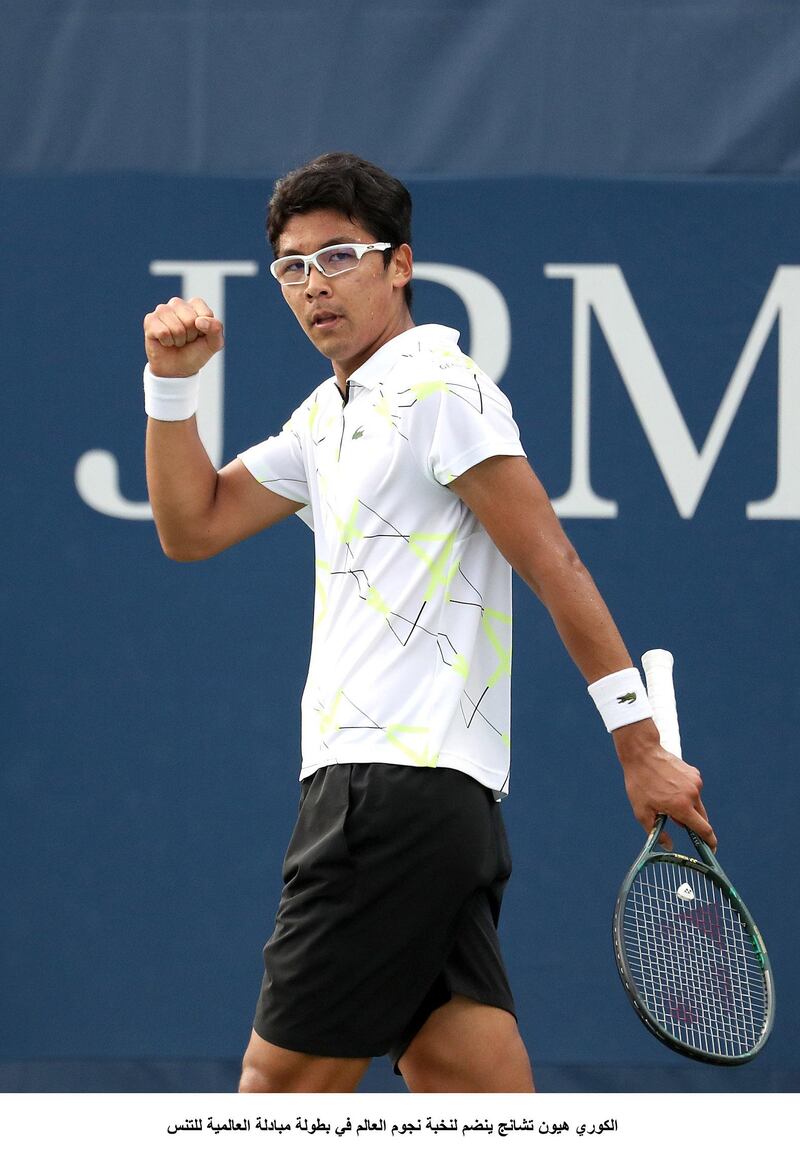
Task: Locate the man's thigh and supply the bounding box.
[239,1028,370,1093]
[398,996,535,1093]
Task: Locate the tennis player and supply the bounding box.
[143,153,716,1093]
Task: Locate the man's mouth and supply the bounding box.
[310,311,342,329]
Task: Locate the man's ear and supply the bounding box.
[392,243,413,290]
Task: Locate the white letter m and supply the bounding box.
[545,265,800,519]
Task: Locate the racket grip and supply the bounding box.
[641,649,682,759]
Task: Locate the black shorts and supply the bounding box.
[252,762,515,1067]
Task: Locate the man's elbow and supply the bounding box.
[158,530,217,563]
[163,545,206,563]
[518,541,587,600]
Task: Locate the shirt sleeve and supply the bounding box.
[405,365,526,485]
[237,405,314,528]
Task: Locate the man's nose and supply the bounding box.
[304,263,331,297]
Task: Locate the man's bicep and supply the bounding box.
[210,459,305,551]
[449,454,554,534]
[449,455,578,593]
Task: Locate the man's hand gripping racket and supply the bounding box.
[613,654,714,853]
[612,649,775,1064]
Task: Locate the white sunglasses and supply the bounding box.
[270,242,392,286]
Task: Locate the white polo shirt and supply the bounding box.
[238,325,526,793]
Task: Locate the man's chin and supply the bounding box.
[307,324,348,357]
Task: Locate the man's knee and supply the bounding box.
[238,1030,369,1093]
[238,1037,291,1092]
[239,1059,278,1093]
[399,997,534,1092]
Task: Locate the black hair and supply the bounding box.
[267,152,413,308]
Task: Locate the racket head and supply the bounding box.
[612,819,775,1065]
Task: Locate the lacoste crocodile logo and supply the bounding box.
[352,427,365,440]
[617,691,638,704]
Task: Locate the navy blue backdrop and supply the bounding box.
[4,1,800,178]
[2,172,798,1091]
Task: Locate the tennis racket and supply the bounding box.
[612,648,775,1064]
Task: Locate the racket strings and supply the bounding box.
[621,861,768,1059]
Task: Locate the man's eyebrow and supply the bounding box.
[276,236,360,258]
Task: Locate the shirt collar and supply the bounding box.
[344,325,461,391]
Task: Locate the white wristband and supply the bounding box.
[143,365,200,421]
[587,667,654,732]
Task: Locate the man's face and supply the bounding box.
[274,208,412,382]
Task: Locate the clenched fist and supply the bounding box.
[144,296,225,378]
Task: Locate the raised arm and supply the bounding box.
[450,454,716,850]
[144,296,302,562]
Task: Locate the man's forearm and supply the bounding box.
[146,415,219,560]
[525,546,635,684]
